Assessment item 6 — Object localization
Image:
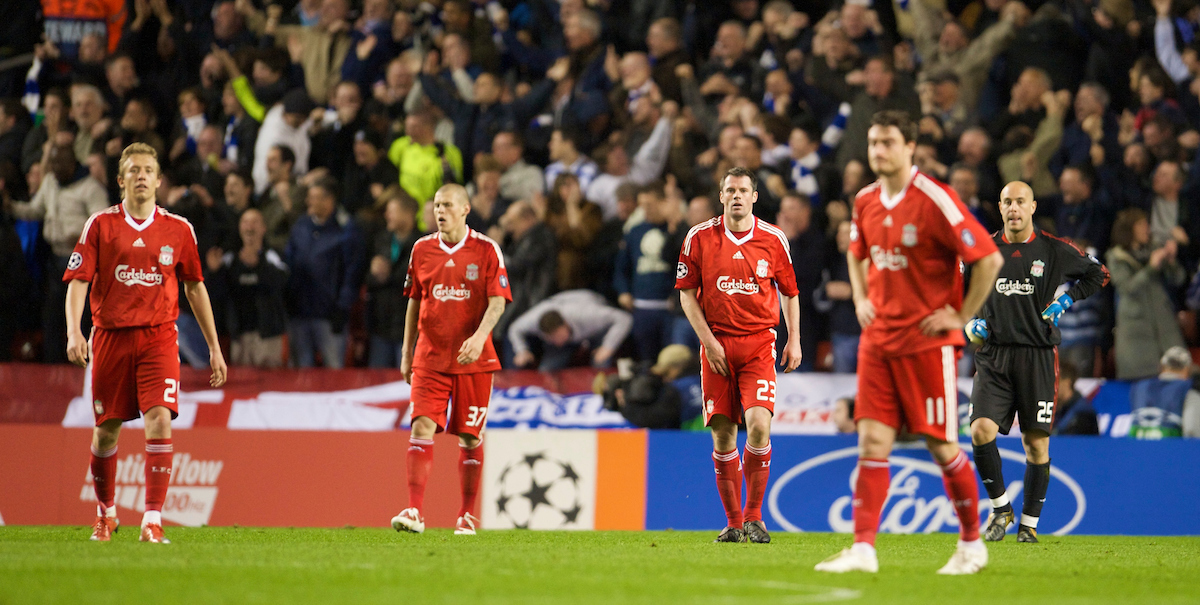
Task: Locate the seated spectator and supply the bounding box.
[1107,208,1186,380]
[211,209,289,368]
[365,194,419,368]
[508,289,632,371]
[832,397,856,434]
[493,130,544,204]
[495,200,558,348]
[387,109,464,230]
[284,177,366,368]
[1052,363,1099,435]
[1129,346,1198,438]
[542,174,603,291]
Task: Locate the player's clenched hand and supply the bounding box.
[920,304,966,336]
[457,335,486,365]
[781,339,803,372]
[704,339,730,377]
[209,349,228,387]
[400,355,414,385]
[66,331,89,368]
[854,298,876,328]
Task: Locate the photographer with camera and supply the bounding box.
[597,345,703,430]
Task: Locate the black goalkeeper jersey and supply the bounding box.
[974,228,1110,348]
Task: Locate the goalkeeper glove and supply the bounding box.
[1041,294,1073,326]
[965,318,989,345]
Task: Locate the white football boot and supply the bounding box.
[814,543,879,573]
[454,513,480,535]
[936,540,989,575]
[391,508,425,534]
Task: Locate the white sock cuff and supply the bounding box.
[458,440,483,449]
[941,450,969,474]
[91,444,117,458]
[142,510,162,526]
[745,442,771,456]
[409,438,435,446]
[990,493,1010,509]
[145,443,173,454]
[712,449,739,462]
[1021,514,1039,529]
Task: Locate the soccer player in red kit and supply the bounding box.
[676,167,803,544]
[64,143,227,544]
[391,184,511,536]
[814,111,1003,574]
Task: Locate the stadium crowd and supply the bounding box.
[7,0,1200,386]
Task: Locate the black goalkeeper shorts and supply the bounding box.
[969,344,1059,435]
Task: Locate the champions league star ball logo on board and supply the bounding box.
[766,446,1086,536]
[494,451,584,529]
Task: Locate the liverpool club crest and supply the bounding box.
[465,263,479,281]
[901,224,918,247]
[159,245,174,266]
[1031,260,1045,277]
[756,259,769,278]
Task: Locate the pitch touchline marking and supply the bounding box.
[699,579,862,603]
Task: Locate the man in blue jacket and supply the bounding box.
[285,176,367,368]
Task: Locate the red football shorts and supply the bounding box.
[409,368,495,438]
[90,323,181,426]
[700,330,778,426]
[856,344,960,441]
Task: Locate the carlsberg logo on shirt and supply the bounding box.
[432,284,471,301]
[115,265,164,287]
[995,278,1035,296]
[716,276,759,295]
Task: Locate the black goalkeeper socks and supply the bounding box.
[973,440,1010,510]
[1023,460,1051,523]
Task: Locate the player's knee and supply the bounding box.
[411,416,437,439]
[142,406,172,438]
[1023,433,1050,463]
[970,420,996,444]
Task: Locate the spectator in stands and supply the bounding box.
[211,209,289,368]
[341,129,398,215]
[839,0,883,58]
[832,397,857,434]
[1108,208,1186,380]
[466,155,508,239]
[170,87,209,164]
[250,89,315,196]
[310,81,367,175]
[218,82,258,176]
[956,126,1001,203]
[246,0,352,105]
[776,192,825,371]
[542,174,604,291]
[545,126,600,194]
[284,177,366,368]
[647,18,687,103]
[1057,266,1107,378]
[1146,160,1199,267]
[1135,65,1187,133]
[820,220,860,373]
[365,194,419,368]
[1129,346,1198,438]
[1052,363,1099,435]
[495,199,558,352]
[441,0,501,74]
[388,108,463,229]
[1051,82,1121,178]
[175,125,230,204]
[69,84,107,165]
[10,142,109,363]
[1052,165,1113,252]
[259,144,306,252]
[508,289,632,371]
[615,181,686,361]
[998,89,1067,198]
[586,100,675,220]
[0,100,31,169]
[101,53,142,119]
[21,88,70,174]
[493,130,544,204]
[836,55,920,170]
[0,162,33,361]
[223,170,255,227]
[586,182,638,305]
[909,0,1025,113]
[600,344,701,429]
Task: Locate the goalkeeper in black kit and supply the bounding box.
[964,181,1110,543]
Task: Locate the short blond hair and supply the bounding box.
[118,142,161,176]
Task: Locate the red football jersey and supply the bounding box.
[404,229,512,374]
[63,203,203,329]
[675,216,800,336]
[848,169,998,357]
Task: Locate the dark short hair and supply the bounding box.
[739,133,764,151]
[228,168,253,188]
[639,180,666,200]
[870,110,918,144]
[273,144,296,166]
[1110,207,1148,250]
[721,166,758,191]
[538,310,567,334]
[1064,163,1096,190]
[495,129,524,149]
[310,175,339,199]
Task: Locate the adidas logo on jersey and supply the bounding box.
[445,259,456,267]
[883,216,893,227]
[1012,250,1022,257]
[132,238,145,247]
[733,251,744,260]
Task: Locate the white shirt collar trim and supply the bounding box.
[439,229,470,254]
[879,167,918,211]
[123,203,156,232]
[724,217,756,246]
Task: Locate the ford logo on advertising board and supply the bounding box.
[766,446,1086,536]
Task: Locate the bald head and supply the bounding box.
[999,180,1037,240]
[1000,180,1033,202]
[432,183,471,237]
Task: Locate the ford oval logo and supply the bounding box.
[766,446,1086,536]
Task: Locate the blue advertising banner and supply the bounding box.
[646,434,1200,536]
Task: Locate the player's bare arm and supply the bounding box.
[779,294,803,372]
[65,279,91,367]
[846,252,875,327]
[458,295,506,365]
[183,281,228,387]
[679,288,729,376]
[919,250,1004,336]
[400,297,421,384]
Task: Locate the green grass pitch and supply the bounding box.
[1,527,1197,604]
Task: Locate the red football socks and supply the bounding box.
[407,438,435,511]
[144,439,173,513]
[713,449,744,528]
[940,449,981,541]
[90,444,117,512]
[853,458,890,546]
[742,442,771,523]
[458,441,484,518]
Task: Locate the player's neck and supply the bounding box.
[881,164,915,199]
[439,224,468,245]
[124,198,156,221]
[725,213,754,232]
[1005,226,1034,244]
